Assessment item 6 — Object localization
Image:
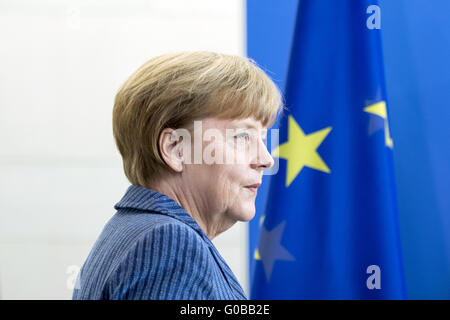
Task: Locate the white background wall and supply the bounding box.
[0,0,248,299]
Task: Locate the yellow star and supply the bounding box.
[364,101,393,148]
[254,214,265,260]
[254,248,261,260]
[272,116,332,187]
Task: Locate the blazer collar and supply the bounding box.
[114,185,212,245]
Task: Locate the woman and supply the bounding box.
[73,51,283,300]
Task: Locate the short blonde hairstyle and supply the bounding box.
[113,51,283,187]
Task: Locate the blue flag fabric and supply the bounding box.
[251,0,407,299]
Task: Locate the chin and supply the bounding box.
[235,206,256,222]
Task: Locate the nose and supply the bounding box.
[250,138,274,171]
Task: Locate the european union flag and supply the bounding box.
[251,0,407,299]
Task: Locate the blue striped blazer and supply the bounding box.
[72,185,247,300]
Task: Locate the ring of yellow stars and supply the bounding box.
[364,101,393,148]
[272,115,332,187]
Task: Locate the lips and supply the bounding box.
[244,183,261,194]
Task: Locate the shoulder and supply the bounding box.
[132,213,209,252]
[113,214,212,271]
[137,218,211,260]
[100,210,207,253]
[105,218,216,299]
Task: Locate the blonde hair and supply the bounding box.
[113,51,283,187]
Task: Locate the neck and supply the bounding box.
[147,176,235,240]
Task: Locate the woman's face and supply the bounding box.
[182,117,274,226]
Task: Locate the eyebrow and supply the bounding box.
[233,120,267,132]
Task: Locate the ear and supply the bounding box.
[158,128,184,173]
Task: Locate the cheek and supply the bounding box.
[225,138,252,165]
[210,166,242,201]
[215,168,237,192]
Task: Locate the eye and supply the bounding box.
[235,132,250,142]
